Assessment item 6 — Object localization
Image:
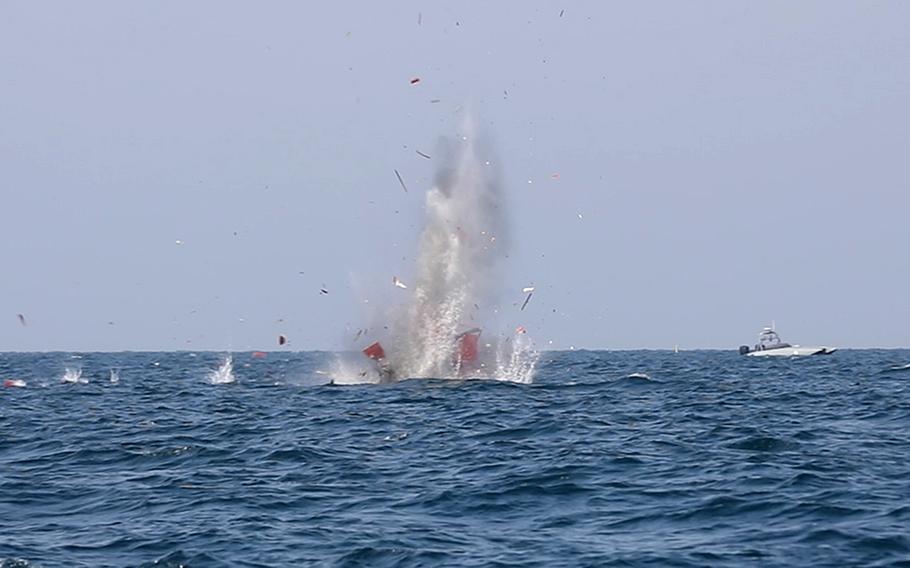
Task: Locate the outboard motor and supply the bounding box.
[738,345,751,355]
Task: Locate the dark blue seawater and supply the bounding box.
[2,350,910,567]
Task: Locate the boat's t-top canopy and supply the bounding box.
[756,327,791,350]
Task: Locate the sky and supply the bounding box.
[1,1,908,351]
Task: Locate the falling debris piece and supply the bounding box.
[577,213,583,219]
[418,12,422,25]
[430,99,441,103]
[551,173,560,179]
[16,314,26,326]
[392,276,408,289]
[516,326,527,334]
[416,150,431,160]
[363,341,386,361]
[520,287,535,311]
[278,334,287,346]
[320,285,329,295]
[560,9,565,17]
[410,77,421,85]
[394,169,408,193]
[175,240,183,245]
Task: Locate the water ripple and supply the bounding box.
[1,349,909,566]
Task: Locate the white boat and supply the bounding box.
[739,327,836,357]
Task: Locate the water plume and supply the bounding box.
[344,117,538,383]
[60,368,86,384]
[209,355,236,384]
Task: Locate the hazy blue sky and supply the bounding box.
[2,1,908,351]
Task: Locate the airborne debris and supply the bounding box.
[392,276,408,289]
[363,341,386,360]
[320,285,329,295]
[520,287,535,311]
[516,325,527,334]
[394,169,408,193]
[16,314,26,326]
[416,150,431,160]
[560,9,565,17]
[410,77,421,85]
[278,334,287,346]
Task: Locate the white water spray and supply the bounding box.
[345,119,538,383]
[209,355,236,384]
[60,368,86,384]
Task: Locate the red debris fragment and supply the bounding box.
[363,341,386,360]
[458,331,480,362]
[454,328,482,363]
[251,351,268,359]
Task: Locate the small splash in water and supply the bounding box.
[60,368,86,384]
[110,369,120,384]
[209,355,236,384]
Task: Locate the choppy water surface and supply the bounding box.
[2,350,909,567]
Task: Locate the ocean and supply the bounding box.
[2,349,909,567]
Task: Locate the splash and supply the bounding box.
[60,368,86,384]
[345,118,538,384]
[209,355,236,384]
[110,369,120,384]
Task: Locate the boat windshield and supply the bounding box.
[757,328,788,350]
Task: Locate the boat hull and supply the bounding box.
[746,346,836,357]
